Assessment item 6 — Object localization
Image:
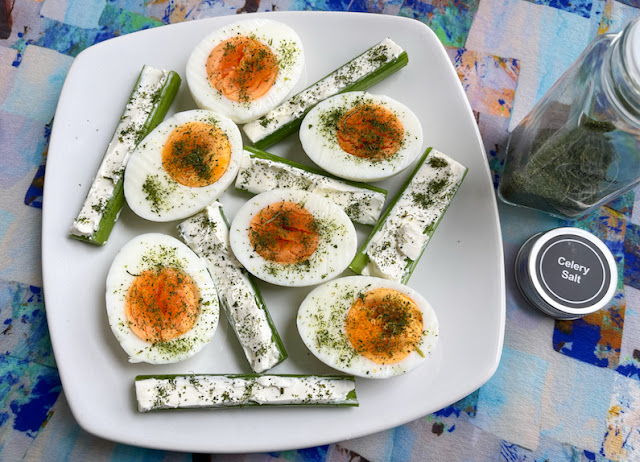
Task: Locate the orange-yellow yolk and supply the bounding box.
[248,201,320,264]
[206,35,278,103]
[345,288,423,364]
[337,104,404,161]
[161,121,231,188]
[125,267,201,343]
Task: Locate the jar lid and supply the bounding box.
[514,227,617,319]
[625,17,640,86]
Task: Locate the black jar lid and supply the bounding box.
[514,227,617,319]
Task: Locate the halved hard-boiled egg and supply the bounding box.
[105,233,219,364]
[229,189,357,287]
[186,18,304,124]
[297,276,438,378]
[124,109,242,222]
[300,91,423,182]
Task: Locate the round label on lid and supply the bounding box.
[527,227,617,316]
[535,235,610,308]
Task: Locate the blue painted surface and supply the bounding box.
[24,122,50,210]
[29,6,162,58]
[25,162,45,209]
[616,361,640,380]
[65,0,107,29]
[433,389,479,419]
[398,0,479,47]
[554,318,609,367]
[0,282,56,368]
[624,223,640,289]
[10,372,60,434]
[0,355,61,454]
[390,425,415,461]
[1,47,73,124]
[529,0,594,18]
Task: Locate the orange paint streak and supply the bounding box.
[608,405,622,419]
[603,404,627,459]
[598,0,614,35]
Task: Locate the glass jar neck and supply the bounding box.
[603,20,640,124]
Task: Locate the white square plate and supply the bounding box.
[43,11,505,453]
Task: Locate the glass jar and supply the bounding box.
[498,17,640,219]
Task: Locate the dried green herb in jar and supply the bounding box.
[500,115,618,217]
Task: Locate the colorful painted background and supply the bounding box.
[3,0,640,460]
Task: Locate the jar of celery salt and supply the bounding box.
[499,17,640,219]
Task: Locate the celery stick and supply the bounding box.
[243,38,408,150]
[349,148,468,283]
[69,65,181,245]
[236,146,387,225]
[135,374,358,411]
[178,202,287,373]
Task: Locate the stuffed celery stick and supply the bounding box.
[236,146,387,225]
[350,148,467,283]
[135,374,358,411]
[69,65,181,245]
[178,202,287,373]
[243,38,408,149]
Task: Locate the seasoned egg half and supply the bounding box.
[297,276,438,378]
[229,189,357,287]
[186,18,304,124]
[300,91,423,182]
[124,109,242,222]
[105,233,219,364]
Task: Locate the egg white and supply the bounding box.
[186,18,305,124]
[123,109,243,222]
[229,189,357,287]
[297,276,438,378]
[300,91,423,182]
[105,233,219,364]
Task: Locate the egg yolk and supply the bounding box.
[206,36,278,103]
[345,288,423,364]
[337,104,404,161]
[161,121,231,188]
[125,267,201,343]
[249,201,320,264]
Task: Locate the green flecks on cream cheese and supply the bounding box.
[235,150,386,225]
[361,149,467,282]
[135,374,357,411]
[70,66,170,239]
[178,203,286,373]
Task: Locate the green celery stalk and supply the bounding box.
[218,204,288,371]
[243,38,408,150]
[349,148,468,283]
[135,374,358,411]
[178,203,287,373]
[349,148,434,274]
[69,65,181,245]
[244,268,288,365]
[243,146,387,195]
[237,146,387,225]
